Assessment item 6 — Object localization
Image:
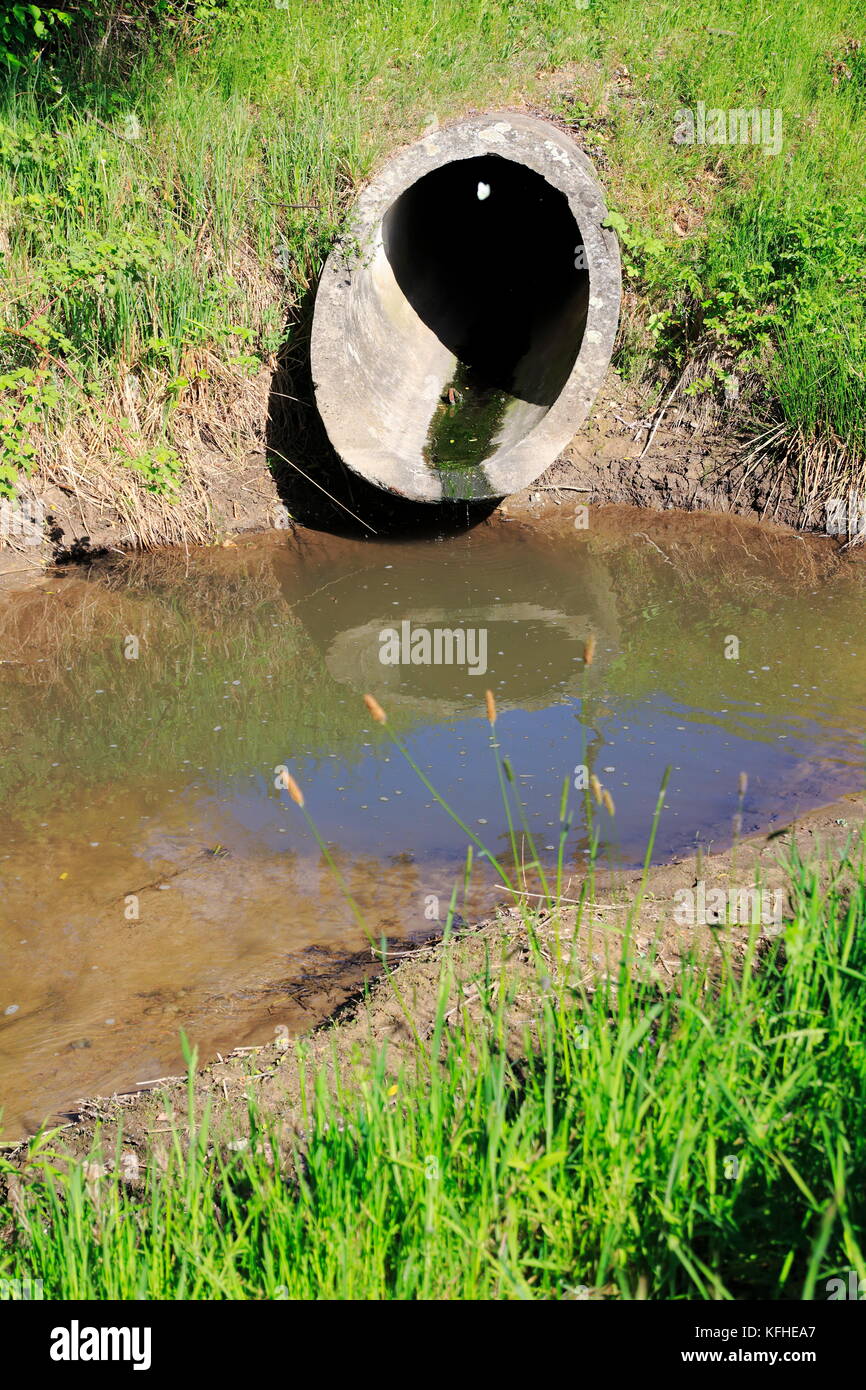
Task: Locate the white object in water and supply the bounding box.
[476,181,491,201]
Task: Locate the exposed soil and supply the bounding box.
[537,374,801,524]
[4,786,863,1167]
[0,370,284,591]
[0,365,832,593]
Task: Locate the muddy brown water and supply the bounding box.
[1,508,865,1137]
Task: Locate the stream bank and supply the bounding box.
[0,371,838,591]
[4,785,864,1163]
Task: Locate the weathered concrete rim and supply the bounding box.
[311,111,621,503]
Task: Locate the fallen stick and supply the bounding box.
[494,884,621,909]
[638,368,687,460]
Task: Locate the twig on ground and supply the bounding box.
[638,368,687,460]
[495,883,621,909]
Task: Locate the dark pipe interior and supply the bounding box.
[382,153,589,408]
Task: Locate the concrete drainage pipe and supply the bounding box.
[311,113,621,503]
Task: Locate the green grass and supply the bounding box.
[2,837,865,1298]
[2,708,865,1299]
[2,1,865,1301]
[1,0,865,502]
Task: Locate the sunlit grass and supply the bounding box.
[2,694,864,1300]
[0,0,864,496]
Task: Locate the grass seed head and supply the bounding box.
[583,634,596,667]
[485,688,497,725]
[364,693,387,725]
[278,767,304,807]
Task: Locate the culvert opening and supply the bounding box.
[310,113,620,504]
[382,154,589,474]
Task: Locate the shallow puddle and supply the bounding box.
[2,508,865,1135]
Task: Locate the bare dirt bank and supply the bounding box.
[0,369,840,592]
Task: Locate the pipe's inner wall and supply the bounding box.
[382,154,589,421]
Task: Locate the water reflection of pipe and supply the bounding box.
[274,535,622,720]
[323,604,600,717]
